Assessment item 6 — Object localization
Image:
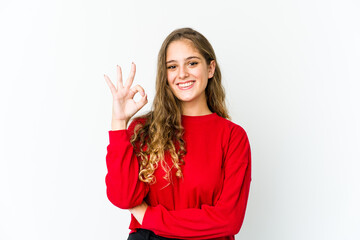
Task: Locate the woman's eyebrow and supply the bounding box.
[166,56,201,64]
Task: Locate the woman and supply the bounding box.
[104,27,251,240]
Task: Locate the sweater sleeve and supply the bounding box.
[141,125,252,239]
[105,119,149,209]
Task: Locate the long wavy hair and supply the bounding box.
[130,27,230,187]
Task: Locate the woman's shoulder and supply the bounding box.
[215,115,250,155]
[215,114,247,136]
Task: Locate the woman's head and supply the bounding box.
[165,38,215,112]
[153,27,229,119]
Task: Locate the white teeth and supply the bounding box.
[179,81,194,87]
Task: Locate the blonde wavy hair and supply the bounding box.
[130,27,230,187]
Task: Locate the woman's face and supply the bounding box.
[166,39,215,106]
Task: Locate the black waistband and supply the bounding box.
[128,228,183,240]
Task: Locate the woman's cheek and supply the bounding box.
[168,72,176,83]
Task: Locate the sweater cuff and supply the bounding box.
[108,130,129,146]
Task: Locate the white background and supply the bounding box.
[1,0,359,239]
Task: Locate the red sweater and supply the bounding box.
[105,112,252,240]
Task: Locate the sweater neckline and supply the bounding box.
[181,112,217,122]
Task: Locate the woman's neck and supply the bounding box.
[181,103,212,116]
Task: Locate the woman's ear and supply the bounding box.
[208,60,216,79]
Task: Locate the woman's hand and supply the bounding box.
[129,201,148,225]
[104,63,148,123]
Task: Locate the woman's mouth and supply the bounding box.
[177,81,195,90]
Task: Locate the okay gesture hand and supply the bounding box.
[104,63,148,123]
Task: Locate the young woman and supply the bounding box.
[104,27,252,240]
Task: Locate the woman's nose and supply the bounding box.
[178,65,189,79]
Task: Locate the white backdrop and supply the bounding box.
[0,0,359,239]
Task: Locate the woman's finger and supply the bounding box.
[135,93,148,110]
[128,84,146,99]
[104,74,116,96]
[124,62,136,88]
[116,65,123,89]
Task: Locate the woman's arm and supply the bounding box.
[132,126,252,239]
[104,63,149,209]
[105,118,149,209]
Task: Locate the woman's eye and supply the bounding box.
[167,65,176,69]
[189,62,198,66]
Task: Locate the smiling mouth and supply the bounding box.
[177,81,195,88]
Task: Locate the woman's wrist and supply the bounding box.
[111,119,128,130]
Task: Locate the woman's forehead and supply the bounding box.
[166,39,202,61]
